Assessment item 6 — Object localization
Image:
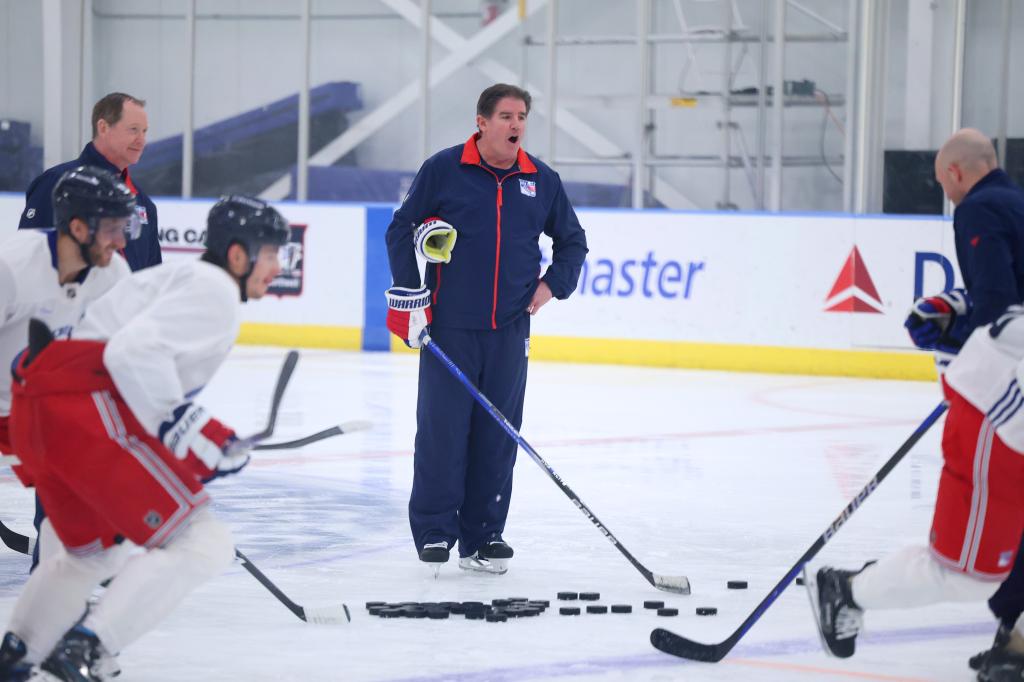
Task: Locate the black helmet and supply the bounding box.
[52,165,138,238]
[205,195,290,265]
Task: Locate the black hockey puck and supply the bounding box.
[643,600,665,609]
[465,611,485,620]
[507,596,529,603]
[521,607,541,617]
[368,606,385,616]
[611,604,632,614]
[657,608,679,617]
[403,609,427,619]
[586,605,608,614]
[579,592,600,601]
[427,610,450,620]
[557,591,578,601]
[486,613,508,623]
[559,606,581,616]
[380,608,403,618]
[727,581,748,589]
[492,598,511,607]
[795,576,805,586]
[365,601,386,609]
[696,607,718,616]
[528,600,550,608]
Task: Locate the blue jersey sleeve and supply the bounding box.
[540,176,588,300]
[957,201,1020,327]
[18,171,57,229]
[385,158,440,289]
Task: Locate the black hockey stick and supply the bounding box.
[650,401,948,662]
[0,520,32,556]
[234,350,300,451]
[0,534,350,624]
[253,420,372,451]
[421,333,690,594]
[234,548,350,625]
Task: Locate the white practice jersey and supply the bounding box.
[945,309,1024,453]
[0,229,129,415]
[75,259,241,437]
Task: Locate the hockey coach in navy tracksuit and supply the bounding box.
[19,92,161,272]
[385,83,588,575]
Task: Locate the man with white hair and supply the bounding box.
[814,129,1024,682]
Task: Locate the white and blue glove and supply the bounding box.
[414,218,458,264]
[158,403,250,482]
[905,289,972,350]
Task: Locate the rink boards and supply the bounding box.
[0,194,957,380]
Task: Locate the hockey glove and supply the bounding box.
[904,289,972,350]
[386,286,431,349]
[414,218,458,264]
[158,403,250,481]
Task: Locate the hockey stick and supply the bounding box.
[253,420,372,451]
[0,520,32,556]
[421,332,690,594]
[0,453,34,555]
[234,548,351,625]
[0,353,300,556]
[0,535,350,625]
[233,350,300,451]
[650,400,949,662]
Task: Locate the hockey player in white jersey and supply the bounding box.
[814,306,1024,678]
[0,196,289,681]
[0,166,135,571]
[0,165,135,463]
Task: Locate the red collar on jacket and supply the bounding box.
[460,133,537,173]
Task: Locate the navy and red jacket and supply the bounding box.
[953,169,1024,329]
[386,134,588,330]
[18,142,162,272]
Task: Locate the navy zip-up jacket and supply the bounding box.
[386,134,588,330]
[18,142,162,272]
[953,169,1024,329]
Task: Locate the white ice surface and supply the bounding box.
[0,347,994,681]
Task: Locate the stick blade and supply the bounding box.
[650,628,727,662]
[653,574,691,595]
[338,419,372,434]
[301,603,352,625]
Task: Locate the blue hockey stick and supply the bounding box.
[420,331,691,594]
[650,400,949,662]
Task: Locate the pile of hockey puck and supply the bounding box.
[365,598,550,622]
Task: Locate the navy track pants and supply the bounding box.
[409,315,529,557]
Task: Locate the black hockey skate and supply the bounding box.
[813,565,867,658]
[0,632,32,682]
[419,541,450,578]
[459,538,513,575]
[39,626,107,682]
[977,625,1024,682]
[970,624,1011,673]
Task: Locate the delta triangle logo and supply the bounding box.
[823,246,884,313]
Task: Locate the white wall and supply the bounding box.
[1,0,1021,210]
[0,1,43,145]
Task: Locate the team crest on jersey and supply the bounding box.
[144,510,163,529]
[267,224,306,298]
[519,179,536,197]
[135,205,148,224]
[25,208,35,220]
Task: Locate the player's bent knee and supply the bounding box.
[171,510,235,577]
